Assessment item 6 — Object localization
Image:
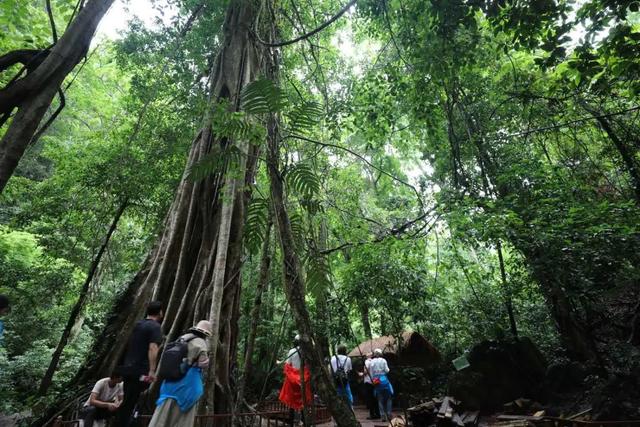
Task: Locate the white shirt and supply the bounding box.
[369,356,389,376]
[84,378,123,407]
[363,358,373,384]
[330,354,352,373]
[285,347,302,370]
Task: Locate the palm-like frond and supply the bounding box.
[212,110,266,145]
[245,198,270,255]
[286,163,320,198]
[286,101,323,136]
[306,253,332,298]
[241,78,287,114]
[289,211,306,252]
[187,145,242,182]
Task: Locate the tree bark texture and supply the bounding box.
[67,0,261,417]
[496,241,518,340]
[0,0,115,193]
[359,303,373,340]
[314,220,331,359]
[266,114,360,427]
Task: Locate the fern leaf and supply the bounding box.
[286,100,323,135]
[244,198,270,255]
[242,78,288,114]
[300,199,323,215]
[289,211,306,252]
[286,163,320,198]
[187,145,241,182]
[306,253,332,298]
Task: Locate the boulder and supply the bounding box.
[591,373,640,420]
[447,337,547,410]
[544,361,588,393]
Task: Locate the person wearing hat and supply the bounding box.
[148,320,212,427]
[370,348,394,422]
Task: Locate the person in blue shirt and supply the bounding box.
[0,294,10,343]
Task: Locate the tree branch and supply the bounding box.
[500,106,640,139]
[0,49,49,74]
[29,88,65,146]
[319,212,438,255]
[286,133,425,209]
[256,0,357,47]
[46,0,59,43]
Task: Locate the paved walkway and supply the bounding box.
[318,405,395,427]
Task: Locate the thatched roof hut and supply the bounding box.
[348,331,441,370]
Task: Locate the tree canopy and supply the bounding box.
[0,0,639,423]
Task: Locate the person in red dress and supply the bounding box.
[279,334,312,425]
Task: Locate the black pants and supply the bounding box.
[364,383,380,418]
[80,406,112,427]
[289,408,306,426]
[114,375,148,427]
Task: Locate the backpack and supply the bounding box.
[332,356,349,387]
[157,336,196,381]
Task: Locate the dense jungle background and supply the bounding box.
[0,0,639,424]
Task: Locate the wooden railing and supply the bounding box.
[51,400,332,427]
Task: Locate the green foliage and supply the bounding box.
[3,0,640,414]
[242,78,288,114]
[305,253,332,298]
[244,198,270,255]
[0,226,83,412]
[286,163,321,199]
[286,101,324,136]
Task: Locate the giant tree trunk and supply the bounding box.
[359,303,373,340]
[67,0,261,415]
[266,114,359,427]
[0,0,115,193]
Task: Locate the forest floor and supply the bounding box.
[318,406,386,427]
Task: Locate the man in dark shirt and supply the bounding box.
[115,301,164,427]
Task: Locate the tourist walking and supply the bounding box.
[115,301,164,427]
[279,334,312,425]
[148,320,212,427]
[370,348,394,422]
[360,352,380,419]
[330,344,353,408]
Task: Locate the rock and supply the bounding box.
[447,337,547,410]
[591,373,640,420]
[544,361,588,393]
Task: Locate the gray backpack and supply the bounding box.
[157,336,196,381]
